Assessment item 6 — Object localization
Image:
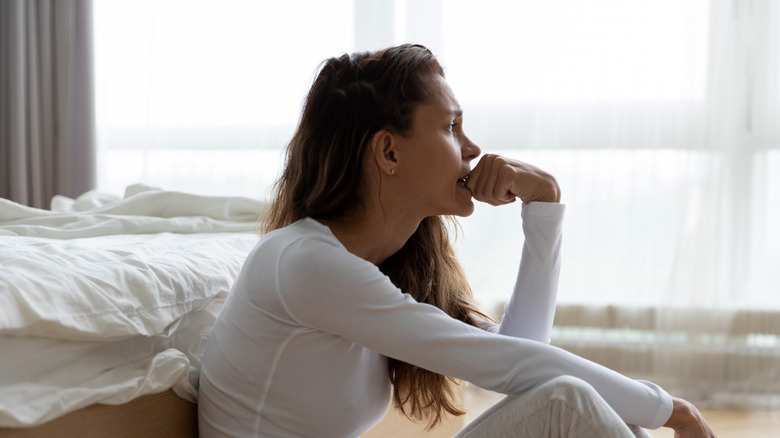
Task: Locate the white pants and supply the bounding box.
[455,376,653,438]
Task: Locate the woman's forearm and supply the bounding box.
[498,202,565,342]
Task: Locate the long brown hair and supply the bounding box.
[260,44,493,428]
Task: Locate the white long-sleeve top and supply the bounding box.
[197,202,673,438]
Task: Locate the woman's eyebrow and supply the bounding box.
[447,107,464,117]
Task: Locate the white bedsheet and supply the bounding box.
[0,185,262,427]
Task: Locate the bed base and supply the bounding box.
[0,390,197,438]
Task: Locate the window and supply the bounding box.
[94,0,355,198]
[94,0,780,312]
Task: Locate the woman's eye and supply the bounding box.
[448,123,458,133]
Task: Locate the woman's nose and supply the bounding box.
[462,136,481,161]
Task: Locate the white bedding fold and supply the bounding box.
[0,185,263,426]
[0,186,261,341]
[0,183,264,238]
[0,301,223,427]
[0,232,257,340]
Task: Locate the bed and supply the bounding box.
[0,184,262,437]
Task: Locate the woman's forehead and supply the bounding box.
[420,76,462,118]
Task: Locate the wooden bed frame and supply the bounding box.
[0,388,464,438]
[0,390,197,438]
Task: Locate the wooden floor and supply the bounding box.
[646,409,780,438]
[463,386,780,438]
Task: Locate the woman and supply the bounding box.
[198,44,716,437]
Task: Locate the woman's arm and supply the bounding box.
[471,201,563,342]
[496,201,564,342]
[466,155,564,342]
[465,155,717,436]
[275,234,672,430]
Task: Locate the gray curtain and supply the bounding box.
[0,0,95,209]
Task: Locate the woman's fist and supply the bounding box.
[466,154,561,205]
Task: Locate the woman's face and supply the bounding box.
[394,75,481,218]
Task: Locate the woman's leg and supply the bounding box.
[455,376,650,438]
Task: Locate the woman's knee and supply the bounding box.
[540,376,635,437]
[542,375,598,399]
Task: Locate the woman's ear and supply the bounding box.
[369,129,399,177]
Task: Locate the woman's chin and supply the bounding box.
[452,200,475,217]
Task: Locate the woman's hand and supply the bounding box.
[465,154,561,205]
[664,397,717,437]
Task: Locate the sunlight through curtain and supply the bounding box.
[93,0,780,407]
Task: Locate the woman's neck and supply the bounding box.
[316,206,421,266]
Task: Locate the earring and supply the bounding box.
[390,169,396,175]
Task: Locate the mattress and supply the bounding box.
[0,184,262,427]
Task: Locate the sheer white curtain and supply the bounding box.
[451,0,777,311]
[94,0,780,406]
[444,0,780,405]
[94,0,355,198]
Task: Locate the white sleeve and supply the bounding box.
[276,233,672,430]
[496,201,565,343]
